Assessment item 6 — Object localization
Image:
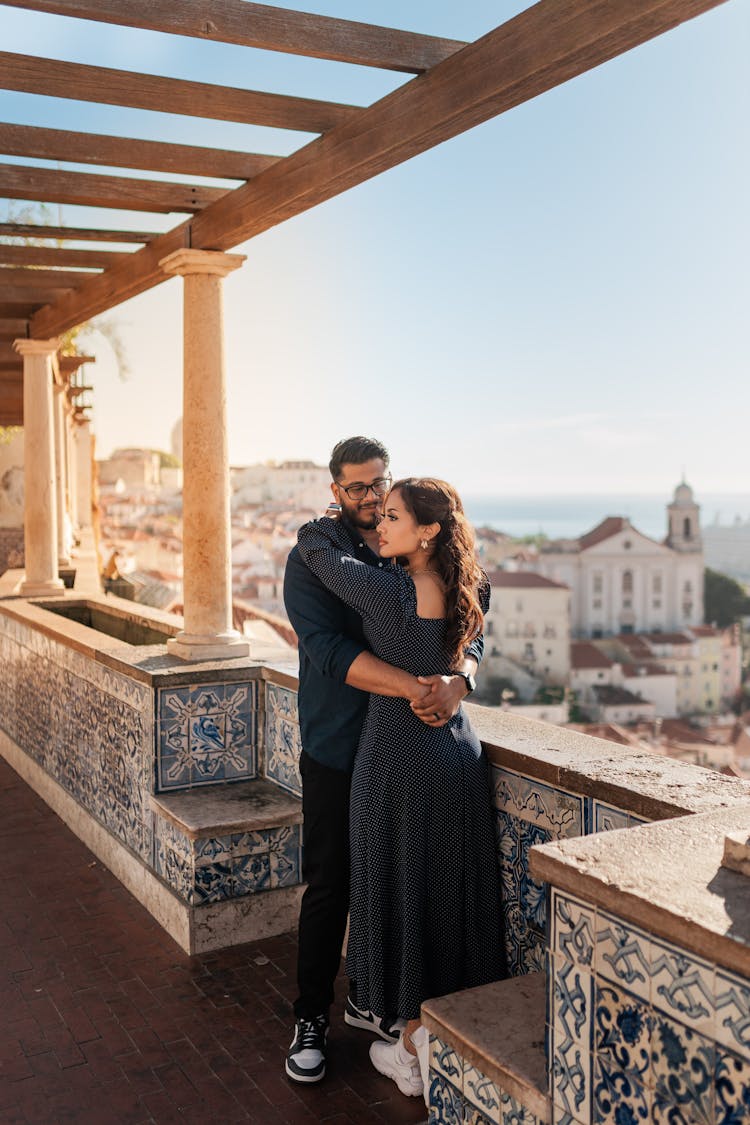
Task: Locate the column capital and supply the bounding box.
[159,249,246,279]
[14,337,60,357]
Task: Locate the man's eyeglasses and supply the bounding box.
[338,476,392,500]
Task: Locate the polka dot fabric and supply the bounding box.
[297,519,506,1020]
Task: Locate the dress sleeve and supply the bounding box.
[465,576,490,664]
[296,518,415,633]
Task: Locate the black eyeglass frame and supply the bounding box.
[337,475,393,500]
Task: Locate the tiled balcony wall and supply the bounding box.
[1,592,749,1123]
[0,595,304,951]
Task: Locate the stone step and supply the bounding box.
[422,971,549,1124]
[150,778,303,906]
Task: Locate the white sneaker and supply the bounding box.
[369,1033,424,1098]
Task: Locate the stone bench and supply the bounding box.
[422,971,549,1124]
[151,778,304,953]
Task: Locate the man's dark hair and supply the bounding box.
[329,436,389,481]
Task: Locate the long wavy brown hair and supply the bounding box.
[390,478,485,670]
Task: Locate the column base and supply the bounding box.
[167,631,250,663]
[20,577,65,597]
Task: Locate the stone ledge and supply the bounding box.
[469,704,750,820]
[422,972,548,1120]
[152,778,302,840]
[530,803,750,978]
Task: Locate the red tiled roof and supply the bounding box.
[571,642,613,669]
[622,662,671,677]
[616,635,655,658]
[578,517,629,550]
[690,626,719,637]
[486,570,568,589]
[593,684,649,705]
[644,632,694,645]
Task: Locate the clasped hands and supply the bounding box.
[409,674,467,728]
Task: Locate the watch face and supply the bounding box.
[463,673,476,693]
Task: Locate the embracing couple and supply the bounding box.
[283,436,505,1102]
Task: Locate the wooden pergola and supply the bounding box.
[0,0,728,648]
[0,0,727,416]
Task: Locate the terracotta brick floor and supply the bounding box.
[0,758,427,1124]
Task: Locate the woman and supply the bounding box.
[297,478,505,1099]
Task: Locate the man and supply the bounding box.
[282,436,481,1084]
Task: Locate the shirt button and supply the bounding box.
[378,562,383,567]
[358,542,364,547]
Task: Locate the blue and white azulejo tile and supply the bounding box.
[157,680,258,791]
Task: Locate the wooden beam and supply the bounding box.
[0,268,94,288]
[0,122,281,181]
[0,163,227,213]
[0,244,125,269]
[0,0,466,74]
[0,223,156,243]
[30,0,729,338]
[59,355,95,374]
[0,52,359,133]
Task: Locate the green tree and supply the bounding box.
[704,568,750,628]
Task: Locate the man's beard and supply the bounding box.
[342,502,379,531]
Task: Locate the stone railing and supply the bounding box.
[1,591,749,1123]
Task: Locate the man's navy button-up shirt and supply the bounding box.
[283,520,379,774]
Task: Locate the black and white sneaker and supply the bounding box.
[285,1015,328,1083]
[344,996,405,1044]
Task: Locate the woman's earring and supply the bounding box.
[420,539,428,550]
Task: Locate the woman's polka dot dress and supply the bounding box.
[297,518,506,1021]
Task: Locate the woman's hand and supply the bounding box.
[410,674,467,727]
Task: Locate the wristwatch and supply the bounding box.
[458,672,476,695]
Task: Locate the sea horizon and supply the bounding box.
[462,492,750,541]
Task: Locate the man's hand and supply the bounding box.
[410,674,467,727]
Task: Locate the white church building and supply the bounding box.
[535,482,704,638]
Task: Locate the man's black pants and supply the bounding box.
[294,750,353,1020]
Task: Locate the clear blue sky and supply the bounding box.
[1,1,748,497]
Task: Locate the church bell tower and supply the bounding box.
[666,480,702,553]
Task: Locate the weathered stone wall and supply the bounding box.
[0,527,23,576]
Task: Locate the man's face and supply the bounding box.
[331,458,390,531]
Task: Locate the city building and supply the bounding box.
[231,460,330,513]
[479,571,571,700]
[535,481,704,637]
[98,447,163,489]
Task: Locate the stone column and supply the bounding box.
[75,419,93,530]
[160,248,249,662]
[67,411,79,531]
[53,384,71,565]
[14,338,64,596]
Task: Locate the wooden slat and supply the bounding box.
[0,343,23,363]
[0,0,466,74]
[0,223,156,242]
[0,244,124,269]
[30,0,729,338]
[0,319,29,339]
[0,52,359,133]
[0,301,40,317]
[0,284,74,302]
[0,163,227,213]
[0,122,280,180]
[0,268,95,288]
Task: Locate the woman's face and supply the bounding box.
[377,488,424,558]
